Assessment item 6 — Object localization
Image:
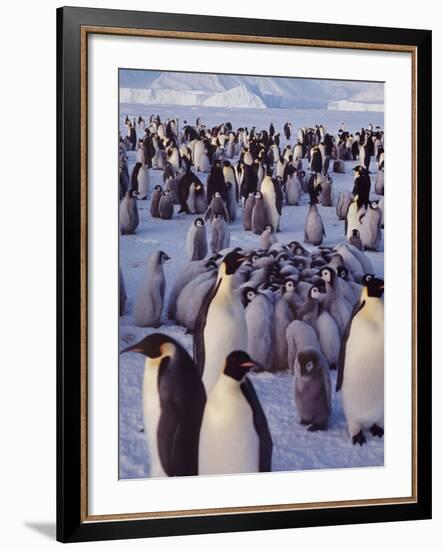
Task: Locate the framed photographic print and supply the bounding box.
[57,6,432,543]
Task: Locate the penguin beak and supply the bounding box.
[120,342,147,355]
[241,360,263,373]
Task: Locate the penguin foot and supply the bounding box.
[330,363,337,371]
[370,424,384,438]
[352,430,366,446]
[308,424,327,432]
[300,419,310,426]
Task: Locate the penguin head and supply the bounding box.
[309,285,323,300]
[352,229,360,238]
[283,279,296,294]
[242,286,257,306]
[120,332,177,363]
[363,274,384,298]
[297,348,321,377]
[255,191,263,199]
[215,192,221,199]
[195,218,205,228]
[158,251,171,264]
[319,266,335,284]
[224,350,260,381]
[370,200,379,209]
[264,224,273,233]
[222,250,247,276]
[154,185,162,192]
[337,266,349,280]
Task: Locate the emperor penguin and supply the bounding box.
[167,145,181,172]
[194,250,248,393]
[295,347,331,431]
[158,190,174,220]
[285,174,301,205]
[261,173,283,232]
[133,251,170,327]
[243,288,275,369]
[193,139,205,171]
[319,175,334,207]
[120,189,139,235]
[337,275,384,445]
[272,296,294,371]
[198,350,272,475]
[205,192,229,223]
[164,175,179,205]
[176,269,217,332]
[137,163,151,199]
[225,181,238,223]
[285,320,320,374]
[210,213,230,253]
[345,196,364,240]
[150,185,163,218]
[251,191,270,235]
[360,201,383,251]
[121,333,206,477]
[349,228,363,250]
[242,193,256,231]
[319,266,352,336]
[304,203,325,246]
[260,224,278,250]
[375,168,384,195]
[336,191,353,220]
[186,217,208,261]
[223,160,239,200]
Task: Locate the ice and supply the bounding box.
[119,105,384,480]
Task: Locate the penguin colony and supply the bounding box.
[119,114,385,477]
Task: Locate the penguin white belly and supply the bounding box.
[199,380,259,475]
[342,317,384,432]
[143,364,166,477]
[202,300,247,392]
[261,184,280,231]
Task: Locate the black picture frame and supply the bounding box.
[57,6,432,543]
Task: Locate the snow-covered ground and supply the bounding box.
[119,105,384,480]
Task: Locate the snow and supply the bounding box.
[119,105,384,480]
[328,100,384,112]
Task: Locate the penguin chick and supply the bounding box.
[243,287,275,369]
[295,347,331,431]
[260,224,278,251]
[150,185,163,218]
[186,217,208,261]
[210,214,230,253]
[159,190,174,219]
[348,228,363,250]
[133,251,170,327]
[120,189,139,234]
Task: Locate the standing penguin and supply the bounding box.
[261,173,283,232]
[150,185,163,218]
[186,218,208,261]
[285,174,301,205]
[225,181,238,223]
[120,189,139,235]
[295,347,331,431]
[158,190,174,220]
[133,251,170,327]
[251,191,270,235]
[137,163,151,199]
[336,191,353,220]
[243,192,256,231]
[360,201,383,251]
[210,213,230,253]
[205,192,229,223]
[121,333,206,477]
[199,350,272,475]
[304,203,326,246]
[260,224,277,250]
[337,275,384,445]
[375,167,384,195]
[243,288,275,369]
[194,250,248,393]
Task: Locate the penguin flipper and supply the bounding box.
[241,377,273,472]
[193,278,220,377]
[336,299,366,392]
[204,206,212,222]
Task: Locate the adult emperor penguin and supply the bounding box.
[121,333,206,477]
[337,275,384,445]
[120,189,139,235]
[186,217,208,261]
[198,350,272,475]
[261,172,283,232]
[194,250,248,393]
[243,192,255,231]
[295,348,331,431]
[133,251,170,327]
[150,185,163,218]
